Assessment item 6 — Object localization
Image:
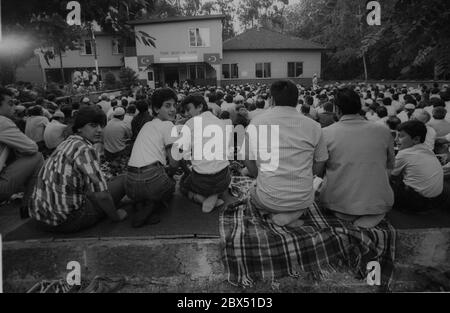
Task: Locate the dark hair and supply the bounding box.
[111,99,118,107]
[323,102,334,113]
[376,106,388,118]
[0,87,13,104]
[432,107,446,120]
[35,97,45,106]
[181,94,208,112]
[220,111,230,120]
[392,94,399,101]
[135,100,149,114]
[386,116,401,131]
[335,88,361,115]
[151,88,177,116]
[127,105,136,114]
[207,92,217,103]
[382,97,392,106]
[398,120,427,143]
[256,99,265,109]
[270,80,298,107]
[304,95,314,106]
[121,99,128,108]
[72,106,107,133]
[224,94,233,103]
[430,97,445,108]
[29,105,43,116]
[301,104,311,115]
[61,104,73,119]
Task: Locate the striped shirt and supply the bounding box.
[29,135,108,226]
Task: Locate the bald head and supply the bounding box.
[415,110,431,124]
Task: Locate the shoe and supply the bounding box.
[132,201,158,228]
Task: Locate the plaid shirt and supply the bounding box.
[30,135,108,226]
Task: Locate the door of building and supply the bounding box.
[163,66,179,88]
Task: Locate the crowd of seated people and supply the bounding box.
[0,79,449,234]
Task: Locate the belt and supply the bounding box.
[127,162,161,173]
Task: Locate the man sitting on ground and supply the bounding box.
[320,88,395,228]
[43,110,68,153]
[317,101,338,128]
[0,87,44,217]
[391,120,444,213]
[179,94,231,213]
[29,106,127,233]
[103,107,132,162]
[244,80,328,227]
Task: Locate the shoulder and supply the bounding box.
[0,116,17,129]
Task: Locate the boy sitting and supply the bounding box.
[244,80,328,227]
[391,120,444,213]
[125,88,179,227]
[29,106,127,233]
[178,94,231,213]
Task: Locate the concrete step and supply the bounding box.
[3,227,450,292]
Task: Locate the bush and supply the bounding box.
[46,82,65,97]
[119,67,139,89]
[103,71,118,90]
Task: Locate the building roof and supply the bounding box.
[223,28,326,51]
[128,14,225,25]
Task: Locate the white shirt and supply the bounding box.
[25,116,49,143]
[182,111,230,175]
[128,119,177,167]
[248,108,265,120]
[424,125,436,151]
[392,143,443,198]
[43,120,67,149]
[98,100,111,115]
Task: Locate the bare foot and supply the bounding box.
[334,212,358,222]
[202,194,219,213]
[188,191,205,204]
[353,214,385,229]
[214,198,225,208]
[272,210,305,226]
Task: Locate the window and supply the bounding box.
[112,39,123,54]
[255,62,271,78]
[81,40,93,55]
[189,28,210,47]
[147,71,154,81]
[222,64,239,79]
[288,62,303,77]
[187,64,206,80]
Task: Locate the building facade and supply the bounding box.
[31,15,325,88]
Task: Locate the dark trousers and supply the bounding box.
[37,175,126,233]
[391,177,441,213]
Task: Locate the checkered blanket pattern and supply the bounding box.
[220,191,396,289]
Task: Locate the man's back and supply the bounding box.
[44,120,67,149]
[103,119,131,153]
[320,115,394,215]
[428,119,450,137]
[250,106,327,212]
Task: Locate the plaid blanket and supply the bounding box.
[220,193,396,289]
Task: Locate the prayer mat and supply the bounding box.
[220,193,396,289]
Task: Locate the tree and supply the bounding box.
[103,72,118,90]
[1,0,157,84]
[119,67,139,89]
[31,14,82,84]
